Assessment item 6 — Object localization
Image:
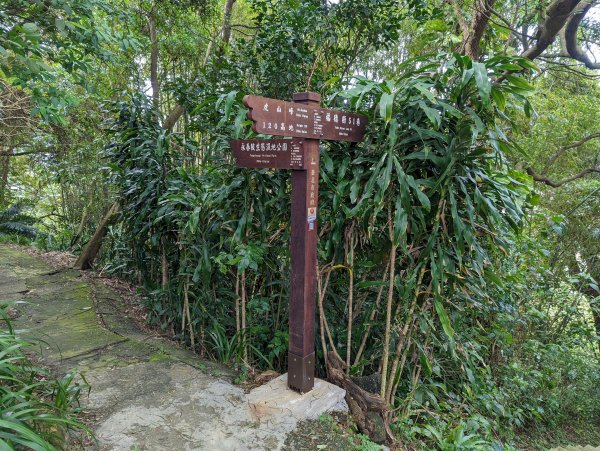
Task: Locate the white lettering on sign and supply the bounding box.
[244,95,368,142]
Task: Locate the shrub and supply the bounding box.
[0,309,91,450]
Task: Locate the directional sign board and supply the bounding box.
[243,95,367,142]
[231,139,306,169]
[231,92,367,394]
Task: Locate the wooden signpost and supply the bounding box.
[231,92,367,393]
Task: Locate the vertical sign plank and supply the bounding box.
[233,91,366,393]
[288,92,320,393]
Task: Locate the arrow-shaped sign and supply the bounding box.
[243,95,367,142]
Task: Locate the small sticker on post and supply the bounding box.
[307,207,317,222]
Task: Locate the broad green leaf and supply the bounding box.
[473,62,490,105]
[379,92,394,123]
[490,87,506,111]
[506,75,533,91]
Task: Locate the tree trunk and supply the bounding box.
[73,203,119,270]
[520,0,582,61]
[218,0,236,56]
[148,11,160,110]
[160,0,237,131]
[70,203,90,248]
[326,352,392,444]
[461,0,496,59]
[0,154,9,207]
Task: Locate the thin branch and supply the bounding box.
[230,23,258,30]
[536,57,600,79]
[489,9,536,40]
[527,166,600,187]
[542,132,600,173]
[0,149,49,157]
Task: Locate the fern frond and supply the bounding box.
[0,221,39,238]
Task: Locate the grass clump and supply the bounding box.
[0,309,91,450]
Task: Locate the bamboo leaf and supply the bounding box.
[434,299,454,339]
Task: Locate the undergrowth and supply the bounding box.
[0,308,92,450]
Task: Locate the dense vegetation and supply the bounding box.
[0,310,89,449]
[1,0,599,448]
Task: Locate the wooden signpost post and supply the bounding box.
[231,92,367,393]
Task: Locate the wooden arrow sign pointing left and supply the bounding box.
[231,139,306,169]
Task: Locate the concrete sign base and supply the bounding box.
[247,373,348,422]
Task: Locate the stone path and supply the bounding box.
[551,447,600,451]
[0,245,346,450]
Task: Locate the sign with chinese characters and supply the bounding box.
[243,95,367,142]
[230,92,367,394]
[231,139,305,169]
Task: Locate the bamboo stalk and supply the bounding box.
[354,259,390,368]
[184,278,195,351]
[182,279,188,333]
[384,268,426,404]
[241,270,247,364]
[316,261,329,372]
[235,271,240,334]
[345,223,356,374]
[318,262,344,364]
[380,204,397,398]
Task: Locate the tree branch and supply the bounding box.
[563,1,600,69]
[527,166,600,187]
[0,149,48,157]
[160,0,237,131]
[521,0,582,61]
[542,131,600,173]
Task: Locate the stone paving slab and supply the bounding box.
[552,447,600,451]
[0,245,347,450]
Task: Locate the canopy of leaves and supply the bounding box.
[1,0,599,448]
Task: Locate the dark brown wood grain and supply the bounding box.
[287,93,321,393]
[243,95,367,142]
[230,139,305,169]
[231,92,367,393]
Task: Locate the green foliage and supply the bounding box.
[0,0,116,122]
[421,422,491,450]
[0,309,91,449]
[94,49,600,448]
[0,204,40,239]
[3,0,599,448]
